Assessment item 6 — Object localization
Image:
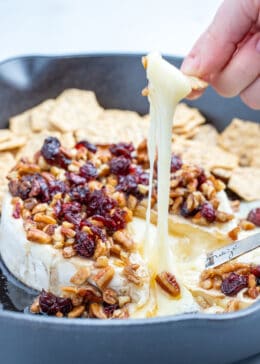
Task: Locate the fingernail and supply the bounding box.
[181,55,199,75]
[256,38,260,53]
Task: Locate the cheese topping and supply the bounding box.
[144,52,192,315]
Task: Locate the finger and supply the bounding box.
[185,89,203,100]
[181,0,259,77]
[211,32,260,97]
[240,76,260,109]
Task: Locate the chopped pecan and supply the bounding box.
[70,267,90,285]
[32,203,48,215]
[216,211,234,223]
[33,213,57,225]
[199,278,213,290]
[30,297,40,313]
[61,226,76,238]
[112,308,129,319]
[228,226,241,241]
[93,239,109,259]
[68,305,85,318]
[23,198,38,210]
[239,219,255,231]
[103,288,118,305]
[95,256,109,268]
[226,300,240,312]
[118,295,131,307]
[78,284,102,303]
[123,264,143,286]
[62,246,77,258]
[155,272,180,297]
[113,230,134,251]
[27,228,52,244]
[93,266,115,290]
[89,303,107,319]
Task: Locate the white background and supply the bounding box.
[0,0,222,61]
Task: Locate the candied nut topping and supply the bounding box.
[123,264,143,286]
[93,266,115,290]
[155,272,181,297]
[200,262,260,302]
[70,267,90,285]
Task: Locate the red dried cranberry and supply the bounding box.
[109,142,134,159]
[109,157,131,175]
[180,202,200,217]
[39,290,73,315]
[70,185,89,203]
[79,162,97,181]
[85,188,116,217]
[117,174,138,195]
[250,265,260,278]
[200,202,216,222]
[12,174,50,202]
[197,169,207,185]
[48,180,67,197]
[75,231,96,258]
[93,209,126,234]
[171,155,183,172]
[221,273,248,296]
[61,201,82,226]
[75,140,97,153]
[66,172,86,185]
[103,302,119,316]
[80,220,105,241]
[41,137,71,169]
[247,208,260,227]
[12,202,21,219]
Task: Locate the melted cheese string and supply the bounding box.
[144,52,192,315]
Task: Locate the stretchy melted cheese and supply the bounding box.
[144,52,192,315]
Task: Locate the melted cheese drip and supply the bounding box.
[145,52,192,315]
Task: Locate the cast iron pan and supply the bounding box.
[0,54,259,364]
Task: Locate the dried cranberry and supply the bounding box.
[109,157,131,175]
[39,290,73,315]
[103,302,119,316]
[197,169,207,185]
[61,201,82,225]
[48,179,67,197]
[93,209,126,234]
[66,172,86,185]
[117,174,138,195]
[250,265,260,278]
[200,202,216,222]
[75,140,97,153]
[41,137,71,169]
[75,231,96,258]
[180,202,199,217]
[247,208,260,227]
[53,199,62,217]
[80,220,105,241]
[70,185,89,202]
[171,155,182,172]
[12,202,21,219]
[85,188,116,217]
[79,162,97,181]
[109,142,134,159]
[221,273,248,296]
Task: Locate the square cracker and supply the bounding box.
[49,89,104,132]
[218,118,260,166]
[9,109,32,134]
[75,109,149,147]
[172,138,238,171]
[192,124,219,145]
[30,99,56,132]
[173,103,205,129]
[228,167,260,201]
[0,136,27,151]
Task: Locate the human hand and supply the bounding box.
[181,0,260,109]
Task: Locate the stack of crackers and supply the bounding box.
[0,88,259,209]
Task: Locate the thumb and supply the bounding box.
[181,0,259,78]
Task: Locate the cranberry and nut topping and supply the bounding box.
[155,272,181,297]
[200,262,260,301]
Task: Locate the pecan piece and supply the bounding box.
[123,264,143,286]
[68,305,85,318]
[27,228,52,244]
[93,266,115,290]
[155,272,180,297]
[103,288,118,305]
[70,267,90,285]
[33,213,57,225]
[113,230,134,251]
[62,246,77,258]
[78,284,102,303]
[89,303,107,319]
